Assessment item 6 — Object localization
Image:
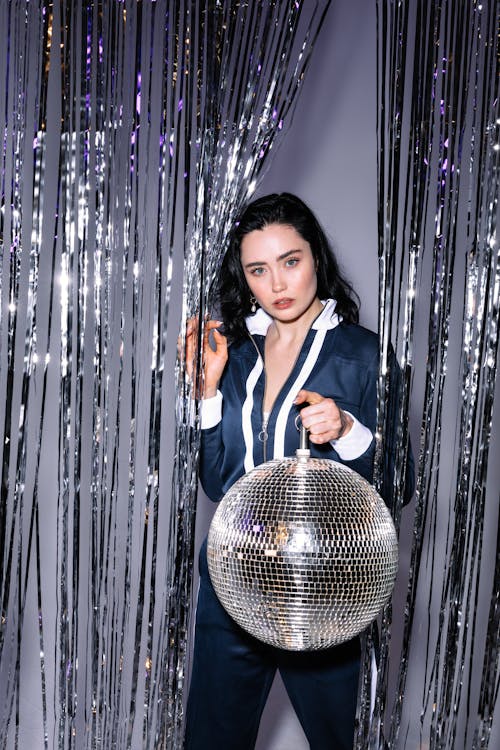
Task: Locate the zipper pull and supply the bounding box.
[258,413,269,443]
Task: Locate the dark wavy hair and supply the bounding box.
[218,192,359,341]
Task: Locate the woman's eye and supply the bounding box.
[251,267,265,276]
[285,257,299,267]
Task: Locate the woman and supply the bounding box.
[184,193,412,750]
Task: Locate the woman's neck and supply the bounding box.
[267,298,323,344]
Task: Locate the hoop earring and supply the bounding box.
[250,296,257,314]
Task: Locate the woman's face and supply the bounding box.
[240,223,322,325]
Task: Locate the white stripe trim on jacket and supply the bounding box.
[242,357,263,472]
[273,328,328,459]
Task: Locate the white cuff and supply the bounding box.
[200,391,223,429]
[331,411,373,460]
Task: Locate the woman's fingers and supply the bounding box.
[210,329,226,360]
[202,319,222,343]
[183,318,223,352]
[184,318,228,397]
[182,317,199,378]
[204,319,223,331]
[294,389,324,406]
[180,317,226,384]
[294,389,352,442]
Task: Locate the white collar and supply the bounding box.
[245,299,341,335]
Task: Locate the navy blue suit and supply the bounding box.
[186,302,413,749]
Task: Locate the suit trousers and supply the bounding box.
[185,543,360,750]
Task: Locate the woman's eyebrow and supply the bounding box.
[244,259,268,268]
[244,248,304,268]
[277,248,303,261]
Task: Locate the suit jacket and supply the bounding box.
[199,300,414,505]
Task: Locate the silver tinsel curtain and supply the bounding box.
[0,1,330,747]
[1,1,499,749]
[358,1,499,748]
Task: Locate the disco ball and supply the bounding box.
[207,448,398,651]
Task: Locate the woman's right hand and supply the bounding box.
[184,317,228,398]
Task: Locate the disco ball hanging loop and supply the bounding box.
[207,428,398,651]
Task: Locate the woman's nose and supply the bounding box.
[271,271,286,292]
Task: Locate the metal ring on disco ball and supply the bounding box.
[207,438,398,651]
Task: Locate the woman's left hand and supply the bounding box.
[294,389,353,444]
